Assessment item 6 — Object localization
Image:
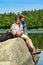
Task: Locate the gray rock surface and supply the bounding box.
[0,38,35,65]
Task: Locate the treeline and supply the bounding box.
[0,9,43,29]
[22,9,43,29]
[0,12,16,29]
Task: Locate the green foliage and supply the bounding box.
[28,33,43,49]
[0,9,43,29]
[22,9,43,29]
[0,12,16,29]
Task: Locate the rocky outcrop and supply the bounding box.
[0,38,39,65]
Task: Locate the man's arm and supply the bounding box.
[23,23,28,35]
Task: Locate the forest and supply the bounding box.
[0,9,43,29]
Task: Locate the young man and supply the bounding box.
[19,14,41,54]
[19,14,27,35]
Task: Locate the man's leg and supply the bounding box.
[21,34,35,51]
[26,38,35,51]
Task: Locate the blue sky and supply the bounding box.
[0,0,43,13]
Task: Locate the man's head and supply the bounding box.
[19,14,25,22]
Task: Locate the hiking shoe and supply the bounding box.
[33,50,41,55]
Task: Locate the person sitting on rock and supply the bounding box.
[19,14,27,36]
[11,16,41,55]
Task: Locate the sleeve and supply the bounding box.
[11,23,15,30]
[20,24,24,33]
[23,23,28,35]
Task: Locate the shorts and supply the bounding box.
[21,34,29,39]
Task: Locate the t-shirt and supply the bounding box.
[21,21,26,29]
[11,22,23,33]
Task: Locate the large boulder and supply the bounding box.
[0,38,39,65]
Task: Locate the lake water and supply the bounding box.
[0,29,43,34]
[37,51,43,65]
[27,30,43,33]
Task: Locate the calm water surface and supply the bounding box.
[37,51,43,65]
[0,29,43,34]
[27,30,43,33]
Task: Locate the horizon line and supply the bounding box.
[0,8,43,14]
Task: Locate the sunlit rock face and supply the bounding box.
[0,38,36,65]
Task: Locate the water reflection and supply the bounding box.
[28,30,43,33]
[37,51,43,65]
[0,30,43,34]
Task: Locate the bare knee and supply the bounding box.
[28,38,32,42]
[26,38,29,43]
[26,38,32,44]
